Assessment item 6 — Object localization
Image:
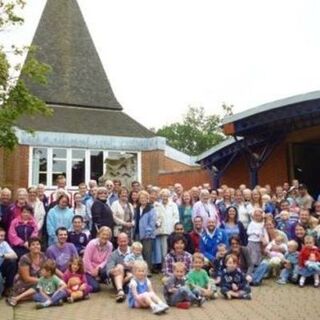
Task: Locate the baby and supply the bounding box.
[123,241,144,283]
[265,234,287,276]
[211,243,227,284]
[305,252,320,272]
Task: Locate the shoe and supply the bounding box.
[276,279,286,285]
[242,293,252,300]
[158,302,169,313]
[299,278,305,288]
[225,292,232,300]
[115,289,126,303]
[314,282,319,288]
[176,301,191,309]
[6,297,17,307]
[36,303,47,309]
[56,299,64,306]
[196,296,206,307]
[83,294,90,300]
[67,297,74,303]
[152,304,164,315]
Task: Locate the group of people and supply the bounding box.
[0,175,320,314]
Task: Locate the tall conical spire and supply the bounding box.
[25,0,122,110]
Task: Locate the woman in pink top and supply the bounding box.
[83,226,113,292]
[8,205,38,259]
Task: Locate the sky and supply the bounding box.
[2,0,320,129]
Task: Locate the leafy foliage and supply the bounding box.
[156,104,233,156]
[0,0,52,149]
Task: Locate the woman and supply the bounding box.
[178,191,193,232]
[134,191,156,274]
[83,226,113,292]
[128,190,139,209]
[251,189,263,210]
[220,206,247,246]
[7,188,28,227]
[234,189,252,229]
[73,192,91,232]
[46,194,74,246]
[111,187,135,243]
[294,223,307,251]
[153,189,179,267]
[217,188,234,222]
[8,237,46,306]
[28,186,46,231]
[192,189,220,227]
[8,205,38,259]
[90,187,114,239]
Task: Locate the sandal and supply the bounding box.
[115,289,126,303]
[6,297,17,307]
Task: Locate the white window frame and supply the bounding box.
[29,147,141,188]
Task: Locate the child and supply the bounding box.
[247,209,266,266]
[123,242,144,283]
[277,240,299,284]
[220,254,251,300]
[186,252,217,300]
[127,260,169,314]
[298,235,320,287]
[276,211,294,239]
[34,259,67,308]
[305,252,320,272]
[211,243,227,284]
[265,234,287,277]
[163,262,205,309]
[63,257,92,303]
[67,215,89,256]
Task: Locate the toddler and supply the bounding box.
[163,262,205,309]
[186,252,217,300]
[211,243,227,284]
[265,234,287,276]
[298,235,320,287]
[123,241,144,283]
[220,254,251,300]
[127,260,169,314]
[247,209,266,266]
[276,211,294,239]
[34,259,67,308]
[277,240,299,284]
[63,257,92,303]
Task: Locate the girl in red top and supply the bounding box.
[298,235,320,287]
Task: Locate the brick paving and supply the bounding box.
[1,278,320,320]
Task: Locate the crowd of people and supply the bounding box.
[0,175,320,314]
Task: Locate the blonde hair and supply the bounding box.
[131,241,143,251]
[192,252,205,262]
[132,260,148,274]
[98,226,112,237]
[173,262,186,271]
[138,190,149,200]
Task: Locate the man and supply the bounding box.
[105,233,131,302]
[131,181,141,193]
[46,227,78,277]
[296,184,314,210]
[189,216,204,252]
[105,180,118,206]
[173,183,183,206]
[167,222,194,254]
[49,175,72,204]
[0,188,13,232]
[113,179,122,196]
[199,218,228,264]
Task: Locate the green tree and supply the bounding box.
[0,0,52,149]
[156,104,233,156]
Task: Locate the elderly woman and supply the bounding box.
[6,188,28,229]
[111,187,135,244]
[83,226,113,292]
[192,189,220,227]
[153,189,179,268]
[46,194,74,246]
[134,190,156,274]
[234,189,252,229]
[7,237,46,306]
[91,187,114,239]
[28,186,46,232]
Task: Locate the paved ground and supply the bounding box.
[1,278,320,320]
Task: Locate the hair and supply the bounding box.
[304,235,315,244]
[224,254,239,265]
[73,192,82,199]
[57,194,70,205]
[21,205,34,216]
[55,226,68,236]
[0,226,6,233]
[118,186,129,196]
[287,240,298,250]
[28,236,41,247]
[132,260,148,274]
[172,234,187,248]
[98,226,112,237]
[131,241,143,251]
[229,235,241,246]
[56,175,66,182]
[68,257,84,274]
[225,206,239,223]
[159,188,170,198]
[193,215,203,222]
[138,190,149,200]
[217,243,227,250]
[174,222,184,229]
[192,252,205,262]
[78,182,87,188]
[173,261,186,272]
[181,191,192,206]
[27,186,37,193]
[72,215,84,223]
[131,181,140,187]
[41,259,56,275]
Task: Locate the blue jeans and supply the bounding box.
[33,290,67,305]
[167,286,198,306]
[86,268,109,293]
[0,273,4,296]
[252,260,270,285]
[279,265,299,282]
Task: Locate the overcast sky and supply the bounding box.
[2,0,320,129]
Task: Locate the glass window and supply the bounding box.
[32,148,48,185]
[53,148,66,159]
[90,151,103,182]
[72,150,85,159]
[72,149,85,186]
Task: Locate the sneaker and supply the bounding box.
[36,303,47,309]
[176,301,191,309]
[56,299,64,306]
[299,277,305,288]
[67,297,74,303]
[242,293,252,300]
[225,292,232,300]
[196,296,206,307]
[276,279,286,285]
[314,281,319,288]
[152,304,164,315]
[158,302,169,313]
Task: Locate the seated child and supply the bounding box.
[265,234,287,276]
[63,257,92,303]
[305,253,320,272]
[67,215,90,256]
[277,240,299,284]
[186,252,217,300]
[220,254,251,300]
[34,259,67,308]
[123,241,144,283]
[163,262,205,309]
[298,235,320,287]
[128,260,169,314]
[211,243,227,284]
[276,211,295,239]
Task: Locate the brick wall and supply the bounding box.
[0,145,29,190]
